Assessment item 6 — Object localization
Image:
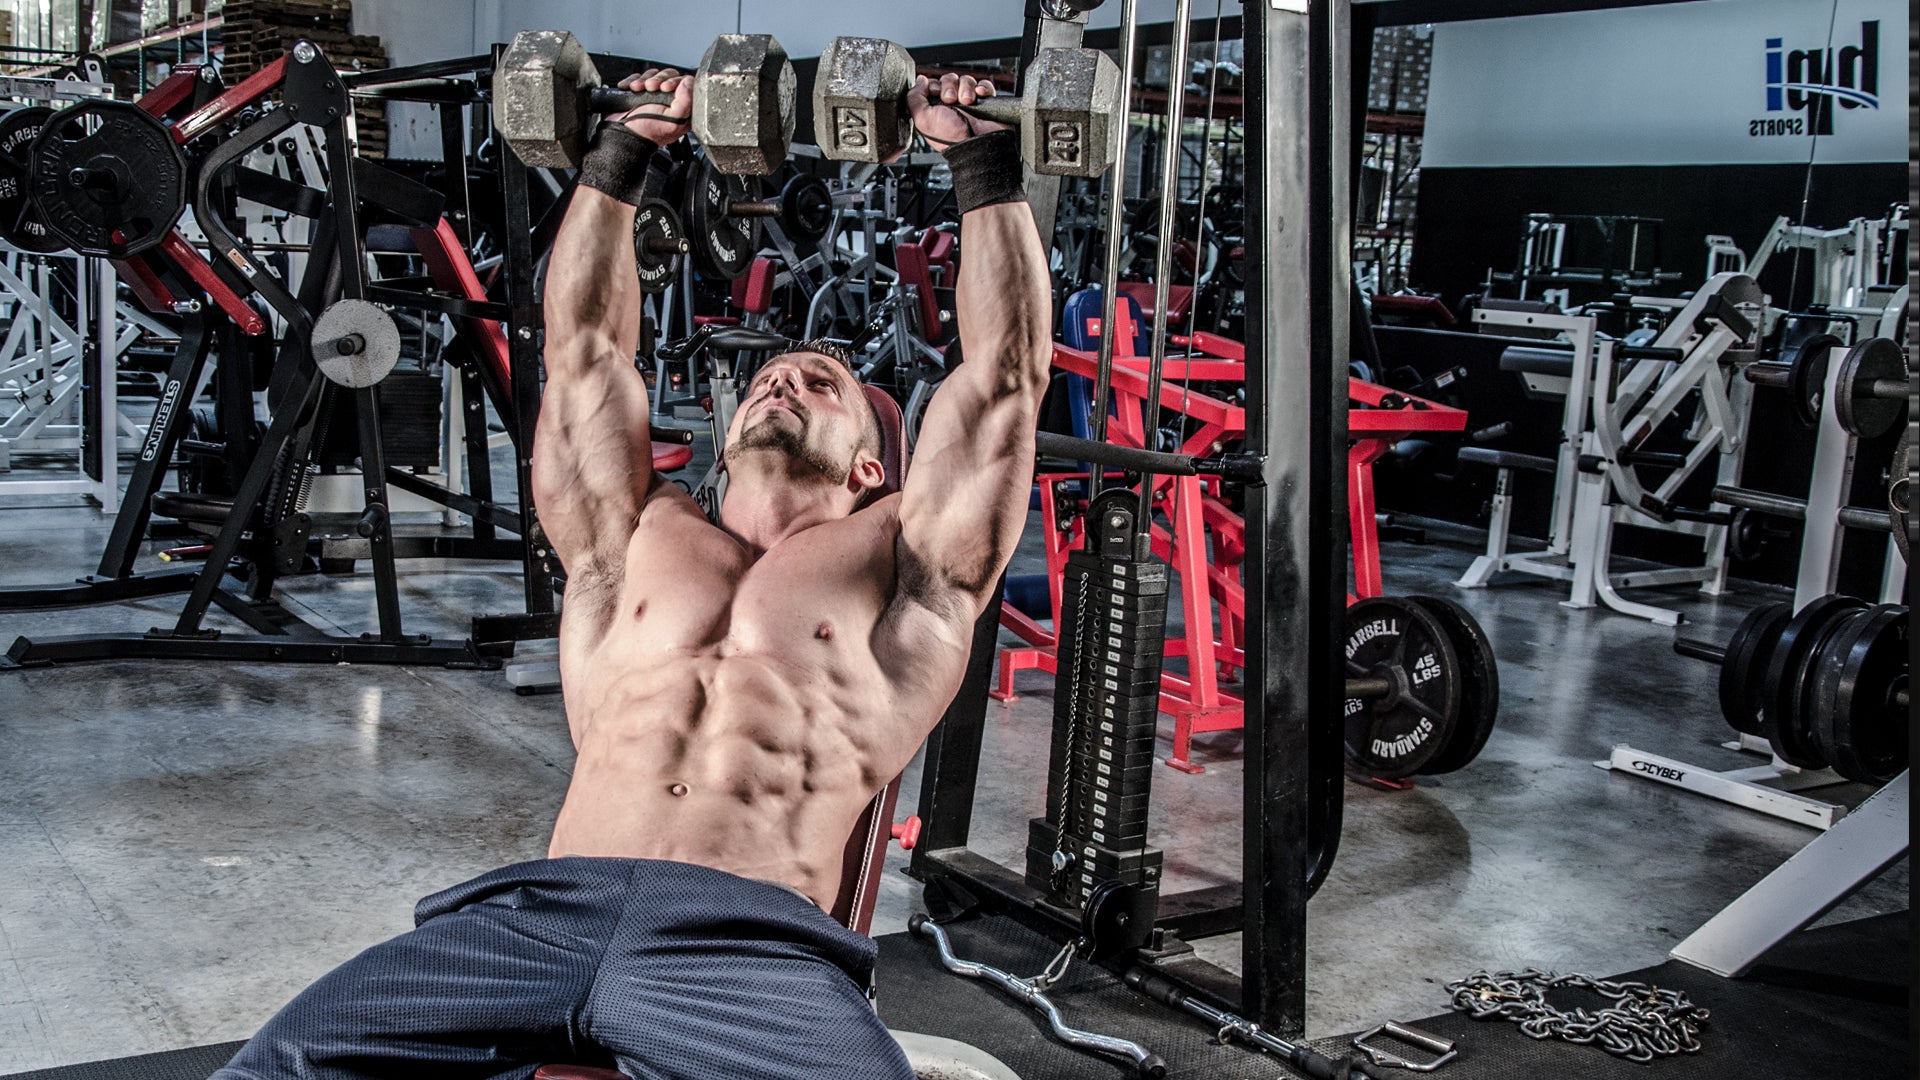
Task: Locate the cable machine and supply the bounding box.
[908,0,1350,1048]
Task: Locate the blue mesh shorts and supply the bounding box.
[211,856,915,1080]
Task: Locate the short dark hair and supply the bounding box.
[792,337,858,370]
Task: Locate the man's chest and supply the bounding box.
[616,509,896,655]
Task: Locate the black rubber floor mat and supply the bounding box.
[877,909,1911,1079]
[0,1044,242,1080]
[7,911,1903,1079]
[1299,909,1910,1079]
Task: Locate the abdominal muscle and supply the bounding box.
[546,646,894,909]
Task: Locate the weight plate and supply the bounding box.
[0,107,64,253]
[1809,604,1908,785]
[1718,601,1791,736]
[311,299,402,389]
[1727,508,1767,564]
[631,198,685,294]
[1406,595,1499,775]
[1344,596,1462,779]
[1784,333,1843,428]
[1833,337,1905,440]
[779,173,833,243]
[682,154,759,281]
[29,99,186,258]
[1761,594,1866,768]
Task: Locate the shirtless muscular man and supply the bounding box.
[212,63,1051,1080]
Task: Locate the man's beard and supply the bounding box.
[725,412,851,484]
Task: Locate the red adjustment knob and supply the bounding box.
[890,816,921,850]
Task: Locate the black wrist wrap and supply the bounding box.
[577,125,660,206]
[943,130,1025,215]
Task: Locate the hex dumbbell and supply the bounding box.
[493,29,795,175]
[813,36,1121,178]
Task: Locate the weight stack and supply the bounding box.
[315,371,443,470]
[1025,494,1168,915]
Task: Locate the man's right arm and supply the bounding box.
[531,72,692,630]
[532,187,654,589]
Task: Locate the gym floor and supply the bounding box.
[0,463,1907,1074]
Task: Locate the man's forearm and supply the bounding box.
[955,200,1053,394]
[545,187,645,374]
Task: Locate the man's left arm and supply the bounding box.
[894,95,1053,620]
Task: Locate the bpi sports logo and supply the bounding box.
[1752,21,1878,137]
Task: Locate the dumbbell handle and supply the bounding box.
[639,236,689,256]
[586,86,680,115]
[954,94,1023,127]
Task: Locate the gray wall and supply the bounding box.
[351,0,1201,68]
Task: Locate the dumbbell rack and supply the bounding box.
[1596,332,1909,829]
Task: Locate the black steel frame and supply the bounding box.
[3,45,570,660]
[5,42,496,670]
[904,0,1351,1038]
[346,52,562,642]
[0,294,216,611]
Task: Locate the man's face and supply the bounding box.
[724,352,874,484]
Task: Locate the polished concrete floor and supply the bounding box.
[0,454,1908,1073]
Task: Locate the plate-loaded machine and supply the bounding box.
[1455,273,1763,625]
[902,2,1410,1076]
[1,44,548,665]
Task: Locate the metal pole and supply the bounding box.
[1135,0,1194,525]
[95,258,118,512]
[1088,0,1139,446]
[1240,0,1350,1037]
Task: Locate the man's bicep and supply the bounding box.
[531,356,654,571]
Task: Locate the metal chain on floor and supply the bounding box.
[1446,969,1710,1063]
